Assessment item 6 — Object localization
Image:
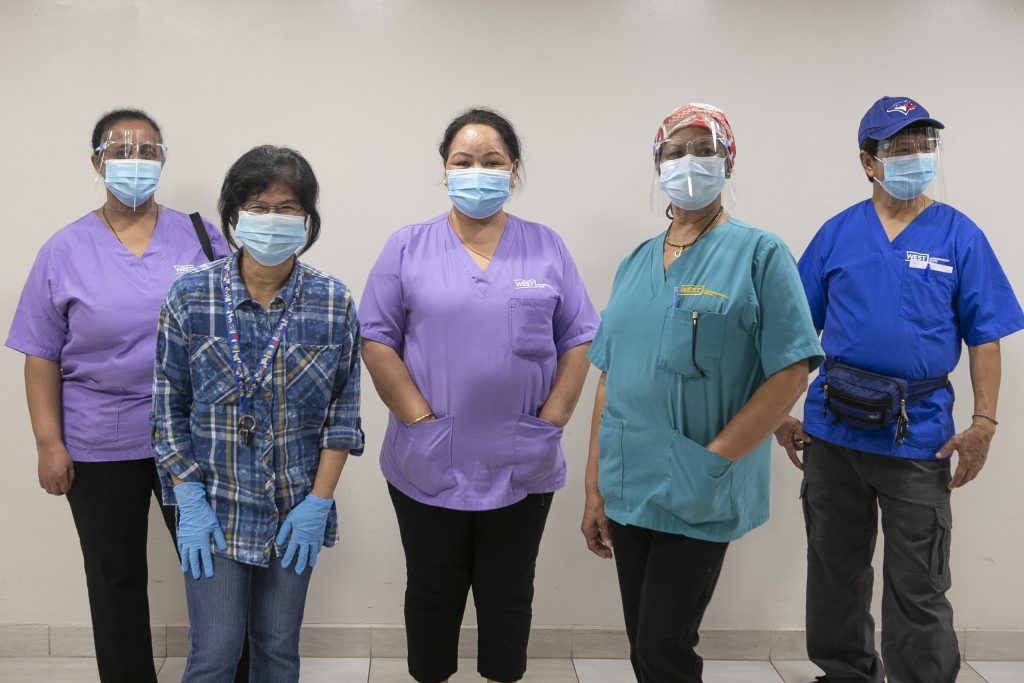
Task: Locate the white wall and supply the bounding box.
[1,0,1022,631]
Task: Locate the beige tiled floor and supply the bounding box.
[0,656,1006,682]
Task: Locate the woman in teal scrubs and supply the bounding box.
[581,103,823,683]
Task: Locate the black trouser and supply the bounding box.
[608,519,729,683]
[803,438,959,683]
[389,484,553,683]
[65,458,249,683]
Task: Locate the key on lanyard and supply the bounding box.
[238,414,256,446]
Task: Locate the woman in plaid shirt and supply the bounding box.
[151,146,363,682]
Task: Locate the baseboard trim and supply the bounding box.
[1,624,1021,660]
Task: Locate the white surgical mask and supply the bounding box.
[659,155,726,210]
[234,211,306,265]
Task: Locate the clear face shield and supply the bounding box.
[652,110,736,216]
[94,128,166,211]
[870,126,945,204]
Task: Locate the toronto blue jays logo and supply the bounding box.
[887,100,918,116]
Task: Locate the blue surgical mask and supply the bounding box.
[103,159,161,208]
[659,155,727,210]
[234,211,307,266]
[446,169,511,219]
[875,152,937,200]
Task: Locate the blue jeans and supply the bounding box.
[182,555,313,683]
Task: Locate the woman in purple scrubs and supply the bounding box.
[5,109,230,683]
[360,108,600,683]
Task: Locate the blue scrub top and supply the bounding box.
[799,200,1024,459]
[589,218,823,542]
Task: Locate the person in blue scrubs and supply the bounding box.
[582,103,823,683]
[776,96,1024,683]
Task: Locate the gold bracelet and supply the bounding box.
[407,412,435,425]
[971,413,999,426]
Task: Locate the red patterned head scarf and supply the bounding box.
[654,102,736,169]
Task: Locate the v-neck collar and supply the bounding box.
[651,218,732,292]
[865,199,938,249]
[446,213,517,288]
[91,207,164,262]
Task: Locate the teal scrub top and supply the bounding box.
[588,218,824,542]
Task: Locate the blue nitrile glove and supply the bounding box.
[173,482,227,580]
[275,494,333,574]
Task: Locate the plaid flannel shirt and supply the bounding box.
[151,253,363,566]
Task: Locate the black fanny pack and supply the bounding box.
[822,359,949,445]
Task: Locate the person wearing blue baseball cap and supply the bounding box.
[775,96,1024,683]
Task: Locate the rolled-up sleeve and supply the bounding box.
[320,294,365,454]
[150,288,202,484]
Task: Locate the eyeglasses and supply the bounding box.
[96,142,167,161]
[241,202,305,216]
[656,135,728,161]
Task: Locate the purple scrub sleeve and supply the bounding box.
[359,213,599,511]
[6,209,228,462]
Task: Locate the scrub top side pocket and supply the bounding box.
[661,432,734,524]
[512,414,564,488]
[393,415,457,496]
[899,266,955,330]
[509,296,558,359]
[658,307,726,379]
[597,418,624,502]
[62,378,125,447]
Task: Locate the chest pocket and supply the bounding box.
[508,296,558,359]
[658,307,727,379]
[899,266,955,329]
[283,342,342,410]
[189,335,239,405]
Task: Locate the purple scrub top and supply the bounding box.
[360,212,599,510]
[6,208,229,462]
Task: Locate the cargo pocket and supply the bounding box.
[799,478,811,539]
[929,505,953,591]
[657,307,726,379]
[899,266,955,330]
[512,414,564,487]
[394,416,456,496]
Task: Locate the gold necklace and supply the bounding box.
[449,213,497,261]
[664,206,724,258]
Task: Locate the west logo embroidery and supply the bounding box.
[905,251,953,273]
[514,278,553,290]
[174,264,197,274]
[677,284,729,300]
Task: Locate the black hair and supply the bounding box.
[91,108,162,151]
[860,120,933,183]
[439,107,523,183]
[217,145,321,255]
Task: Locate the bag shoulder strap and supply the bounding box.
[189,212,215,262]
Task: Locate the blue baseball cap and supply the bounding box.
[858,96,944,146]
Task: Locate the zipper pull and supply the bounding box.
[823,383,829,418]
[691,310,699,324]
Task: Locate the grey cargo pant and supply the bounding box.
[802,438,960,683]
